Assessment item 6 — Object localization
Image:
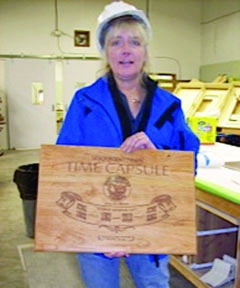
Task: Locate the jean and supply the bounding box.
[77,253,170,288]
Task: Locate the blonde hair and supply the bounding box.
[97,17,150,81]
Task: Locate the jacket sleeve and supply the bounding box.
[148,98,200,174]
[56,93,85,145]
[171,105,200,174]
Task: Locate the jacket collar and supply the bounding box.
[81,77,123,141]
[148,87,180,127]
[81,75,180,136]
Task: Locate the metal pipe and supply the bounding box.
[0,54,101,60]
[197,227,238,237]
[190,262,213,270]
[55,0,59,31]
[201,9,240,25]
[146,0,150,19]
[154,56,182,80]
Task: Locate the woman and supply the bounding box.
[57,1,199,287]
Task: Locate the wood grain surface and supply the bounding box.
[35,144,196,254]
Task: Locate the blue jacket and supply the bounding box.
[57,76,200,262]
[57,77,199,155]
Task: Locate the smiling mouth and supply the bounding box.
[119,61,134,64]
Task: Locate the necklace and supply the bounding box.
[131,98,141,104]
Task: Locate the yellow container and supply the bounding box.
[188,117,217,144]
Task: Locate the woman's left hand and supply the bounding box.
[120,132,156,153]
[104,252,129,258]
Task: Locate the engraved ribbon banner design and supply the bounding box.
[56,191,176,232]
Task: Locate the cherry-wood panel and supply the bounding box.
[35,144,196,254]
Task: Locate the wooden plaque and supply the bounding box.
[35,144,196,254]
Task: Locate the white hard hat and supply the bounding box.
[96,1,152,51]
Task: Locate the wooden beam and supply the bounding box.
[196,188,240,219]
[170,256,210,288]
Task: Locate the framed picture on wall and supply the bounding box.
[74,30,90,47]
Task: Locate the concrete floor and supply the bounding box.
[0,149,195,288]
[0,149,39,288]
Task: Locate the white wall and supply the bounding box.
[150,0,201,79]
[0,0,202,149]
[0,0,106,55]
[0,0,201,79]
[201,0,240,65]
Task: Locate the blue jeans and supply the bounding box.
[77,253,170,288]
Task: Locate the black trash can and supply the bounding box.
[13,163,39,238]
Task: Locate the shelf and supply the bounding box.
[170,256,235,288]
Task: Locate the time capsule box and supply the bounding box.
[35,144,196,254]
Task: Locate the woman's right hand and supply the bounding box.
[121,132,156,153]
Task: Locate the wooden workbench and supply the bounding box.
[170,143,240,288]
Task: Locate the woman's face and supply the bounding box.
[106,27,147,81]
